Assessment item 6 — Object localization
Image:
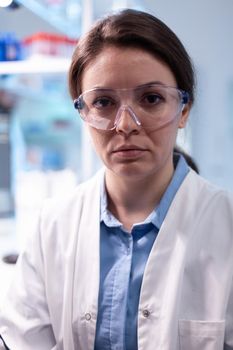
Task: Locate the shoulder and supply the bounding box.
[172,170,233,234]
[180,170,233,236]
[34,169,104,251]
[40,168,104,223]
[184,169,233,206]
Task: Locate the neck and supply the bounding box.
[105,164,174,231]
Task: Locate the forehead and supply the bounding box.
[81,46,177,91]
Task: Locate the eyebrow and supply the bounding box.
[136,81,167,88]
[90,81,169,91]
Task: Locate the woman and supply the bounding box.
[0,9,233,350]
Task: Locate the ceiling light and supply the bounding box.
[0,0,13,7]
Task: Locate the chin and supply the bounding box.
[109,164,153,179]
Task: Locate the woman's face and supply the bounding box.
[80,46,190,181]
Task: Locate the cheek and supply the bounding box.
[148,121,179,148]
[88,127,109,156]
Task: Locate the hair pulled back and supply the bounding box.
[69,9,195,103]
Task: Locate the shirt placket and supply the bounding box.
[110,233,133,350]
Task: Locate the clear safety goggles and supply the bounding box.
[73,83,189,131]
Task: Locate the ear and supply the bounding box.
[178,103,191,129]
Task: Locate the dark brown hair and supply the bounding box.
[69,9,195,103]
[174,146,199,173]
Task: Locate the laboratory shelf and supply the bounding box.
[0,55,71,75]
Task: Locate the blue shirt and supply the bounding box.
[94,155,189,350]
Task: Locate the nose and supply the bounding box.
[115,106,141,136]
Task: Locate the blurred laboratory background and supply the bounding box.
[0,0,233,301]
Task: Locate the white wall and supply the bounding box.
[144,0,233,190]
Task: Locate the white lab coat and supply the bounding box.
[0,169,233,350]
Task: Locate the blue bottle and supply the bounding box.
[4,33,22,61]
[0,34,5,61]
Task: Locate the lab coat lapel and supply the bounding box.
[138,171,197,350]
[66,170,103,350]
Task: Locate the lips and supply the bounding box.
[113,144,146,153]
[112,144,147,158]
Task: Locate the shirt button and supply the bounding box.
[142,309,150,318]
[85,313,92,321]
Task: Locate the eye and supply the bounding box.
[92,97,115,109]
[142,93,163,105]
